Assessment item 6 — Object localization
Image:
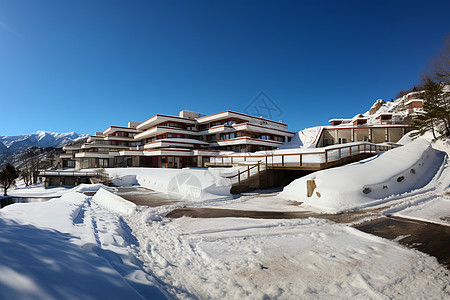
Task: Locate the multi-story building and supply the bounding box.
[59,110,295,169]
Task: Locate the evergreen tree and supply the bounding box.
[413,77,450,138]
[0,163,19,196]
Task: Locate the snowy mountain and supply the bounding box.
[0,131,88,154]
[0,131,88,168]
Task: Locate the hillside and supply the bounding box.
[283,90,425,149]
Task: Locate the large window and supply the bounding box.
[63,159,75,168]
[99,158,109,168]
[220,133,236,140]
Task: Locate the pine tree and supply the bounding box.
[0,163,19,196]
[413,76,450,138]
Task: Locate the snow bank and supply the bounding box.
[9,183,72,198]
[280,139,445,213]
[279,126,323,149]
[107,168,232,201]
[0,190,161,299]
[92,188,136,216]
[0,192,86,233]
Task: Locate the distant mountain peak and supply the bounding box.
[0,131,89,154]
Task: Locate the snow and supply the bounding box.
[8,183,73,198]
[280,126,323,149]
[0,191,162,299]
[379,138,450,225]
[106,168,232,201]
[1,134,450,298]
[280,139,445,213]
[0,131,88,153]
[126,211,450,299]
[92,188,136,216]
[397,130,434,145]
[390,197,450,226]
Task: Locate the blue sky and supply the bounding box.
[0,0,449,135]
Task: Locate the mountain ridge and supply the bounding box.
[0,131,88,154]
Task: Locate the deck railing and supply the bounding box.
[39,171,100,177]
[225,161,266,184]
[209,142,398,169]
[221,142,398,186]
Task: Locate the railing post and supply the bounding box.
[325,150,328,166]
[222,157,224,164]
[247,166,250,179]
[231,157,233,164]
[358,145,360,153]
[300,154,303,167]
[364,143,366,153]
[349,146,352,157]
[238,171,240,185]
[339,148,341,160]
[282,155,285,167]
[266,155,268,166]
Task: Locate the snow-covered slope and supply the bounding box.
[280,139,445,213]
[279,126,323,149]
[0,131,88,153]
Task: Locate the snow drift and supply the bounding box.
[106,168,232,201]
[280,139,446,213]
[92,188,136,216]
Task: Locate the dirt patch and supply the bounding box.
[120,194,178,207]
[166,206,386,224]
[355,216,450,268]
[85,187,179,207]
[115,187,178,207]
[166,207,313,219]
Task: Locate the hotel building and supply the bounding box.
[59,110,295,169]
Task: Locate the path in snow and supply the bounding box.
[124,208,450,299]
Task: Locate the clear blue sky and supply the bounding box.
[0,0,449,135]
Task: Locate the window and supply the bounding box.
[220,133,236,140]
[99,158,109,168]
[273,136,284,142]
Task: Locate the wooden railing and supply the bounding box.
[39,170,111,186]
[226,161,266,184]
[209,142,398,169]
[222,142,398,189]
[39,171,100,177]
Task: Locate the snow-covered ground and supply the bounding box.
[1,136,450,298]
